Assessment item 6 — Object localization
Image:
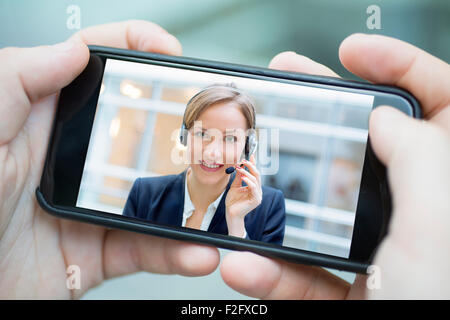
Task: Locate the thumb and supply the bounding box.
[368,106,415,166]
[369,106,450,224]
[0,38,89,145]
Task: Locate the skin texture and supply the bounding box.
[0,21,448,299]
[220,34,450,299]
[188,101,248,187]
[0,20,220,299]
[185,101,262,237]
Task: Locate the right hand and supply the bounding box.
[225,155,262,237]
[220,34,450,299]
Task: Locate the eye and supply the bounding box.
[194,131,212,141]
[224,135,237,143]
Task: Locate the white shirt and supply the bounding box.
[182,175,224,231]
[182,173,248,238]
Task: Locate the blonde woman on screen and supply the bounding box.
[123,84,285,245]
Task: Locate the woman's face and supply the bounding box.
[187,101,248,186]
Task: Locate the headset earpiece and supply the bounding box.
[179,123,188,146]
[244,130,257,160]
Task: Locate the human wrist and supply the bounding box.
[226,211,246,238]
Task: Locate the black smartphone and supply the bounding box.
[36,46,421,274]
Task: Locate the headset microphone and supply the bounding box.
[226,133,258,175]
[225,167,235,174]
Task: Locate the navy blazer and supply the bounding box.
[123,171,286,245]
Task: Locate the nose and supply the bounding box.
[203,139,223,162]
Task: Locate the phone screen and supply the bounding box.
[74,57,376,259]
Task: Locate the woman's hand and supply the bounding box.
[0,20,220,299]
[225,155,263,237]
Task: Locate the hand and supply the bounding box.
[220,34,450,299]
[0,20,220,299]
[225,155,262,237]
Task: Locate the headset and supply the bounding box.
[179,85,258,171]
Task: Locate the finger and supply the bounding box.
[241,159,261,183]
[238,186,249,193]
[0,38,89,145]
[60,222,220,299]
[241,176,259,196]
[339,33,450,119]
[369,106,450,225]
[71,19,182,55]
[236,166,257,185]
[220,251,351,299]
[102,229,220,278]
[230,169,243,189]
[269,51,340,78]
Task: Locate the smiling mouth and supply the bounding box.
[199,161,224,172]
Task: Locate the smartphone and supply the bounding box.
[36,46,421,274]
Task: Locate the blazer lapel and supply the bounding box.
[174,170,187,227]
[158,170,186,227]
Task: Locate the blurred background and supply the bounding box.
[1,0,448,299]
[76,58,372,258]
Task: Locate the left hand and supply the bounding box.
[0,20,220,299]
[225,155,263,237]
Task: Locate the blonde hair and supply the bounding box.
[183,83,255,130]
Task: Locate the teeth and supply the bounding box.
[202,161,220,169]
